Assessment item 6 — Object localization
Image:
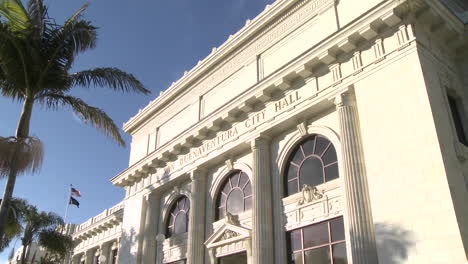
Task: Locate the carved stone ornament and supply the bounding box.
[219,230,240,241]
[225,159,234,170]
[225,212,240,226]
[297,184,324,205]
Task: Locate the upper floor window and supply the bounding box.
[286,217,347,264]
[215,171,252,220]
[284,135,339,196]
[165,196,190,237]
[447,94,468,146]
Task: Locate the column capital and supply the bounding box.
[251,135,271,150]
[156,233,165,243]
[189,167,206,181]
[333,88,356,108]
[144,190,161,202]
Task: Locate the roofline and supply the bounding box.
[122,0,298,134]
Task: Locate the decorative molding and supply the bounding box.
[281,174,342,233]
[112,0,466,190]
[276,126,341,181]
[251,135,271,150]
[296,122,308,136]
[225,212,240,226]
[205,221,252,257]
[225,159,234,170]
[216,230,241,242]
[124,0,336,133]
[209,161,253,199]
[297,184,324,205]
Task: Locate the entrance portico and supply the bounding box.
[205,215,252,264]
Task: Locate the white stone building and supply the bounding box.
[70,203,123,264]
[8,243,47,264]
[70,0,468,263]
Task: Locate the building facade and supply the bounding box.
[71,0,468,263]
[70,203,123,264]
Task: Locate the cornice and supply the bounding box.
[123,0,312,133]
[112,0,467,188]
[72,203,124,241]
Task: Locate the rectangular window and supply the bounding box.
[447,94,468,146]
[147,130,157,154]
[257,55,264,82]
[199,96,205,120]
[111,249,118,264]
[166,260,186,264]
[286,217,347,264]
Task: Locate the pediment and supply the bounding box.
[205,222,251,249]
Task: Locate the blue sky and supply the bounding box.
[0,0,273,261]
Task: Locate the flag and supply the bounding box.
[69,197,80,208]
[71,187,81,197]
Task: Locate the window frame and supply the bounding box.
[165,196,190,238]
[447,92,468,146]
[286,217,347,264]
[283,135,339,197]
[215,170,252,220]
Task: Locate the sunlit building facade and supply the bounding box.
[70,0,468,263]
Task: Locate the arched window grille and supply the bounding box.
[284,135,339,196]
[165,196,190,237]
[215,170,252,220]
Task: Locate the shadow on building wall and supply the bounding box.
[119,228,138,264]
[375,223,415,264]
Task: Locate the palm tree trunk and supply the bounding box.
[0,97,34,242]
[20,242,28,264]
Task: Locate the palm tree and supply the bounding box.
[0,0,150,239]
[0,197,28,252]
[19,205,72,264]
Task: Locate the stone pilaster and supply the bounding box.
[251,136,274,264]
[155,234,165,264]
[71,254,81,264]
[100,243,109,264]
[84,249,94,264]
[141,191,161,264]
[334,90,379,263]
[187,169,207,264]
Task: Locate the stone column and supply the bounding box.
[141,191,161,264]
[71,254,81,264]
[94,248,100,264]
[155,234,165,264]
[114,238,121,264]
[100,243,109,264]
[187,169,207,264]
[334,90,379,263]
[109,241,118,264]
[84,249,94,264]
[251,136,274,264]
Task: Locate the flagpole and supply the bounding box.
[64,184,72,223]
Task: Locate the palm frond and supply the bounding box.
[37,19,97,87]
[70,67,150,94]
[27,0,54,39]
[36,93,126,146]
[64,2,89,25]
[0,197,28,252]
[51,19,97,69]
[0,0,30,32]
[0,136,44,178]
[0,22,33,94]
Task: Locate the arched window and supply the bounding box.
[215,170,252,220]
[165,196,190,237]
[284,135,339,196]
